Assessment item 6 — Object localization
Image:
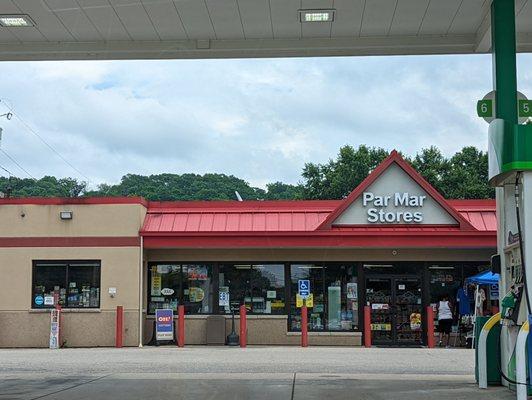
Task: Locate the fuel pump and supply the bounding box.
[502,243,524,324]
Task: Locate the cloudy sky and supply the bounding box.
[0,54,531,189]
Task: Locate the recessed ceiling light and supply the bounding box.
[0,15,34,27]
[300,9,335,23]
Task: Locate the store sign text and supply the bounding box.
[363,192,425,223]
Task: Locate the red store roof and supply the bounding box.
[142,199,496,234]
[140,151,497,249]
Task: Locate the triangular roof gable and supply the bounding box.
[316,150,476,231]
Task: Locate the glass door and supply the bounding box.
[393,277,423,345]
[366,276,423,346]
[366,277,393,343]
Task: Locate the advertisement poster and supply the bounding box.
[219,291,229,306]
[370,323,391,331]
[189,287,205,302]
[305,293,313,308]
[409,313,422,331]
[347,283,358,299]
[49,309,61,349]
[155,309,174,341]
[187,266,208,280]
[296,293,303,308]
[490,284,499,300]
[151,274,162,296]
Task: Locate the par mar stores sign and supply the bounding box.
[363,192,426,223]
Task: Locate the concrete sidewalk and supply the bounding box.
[0,347,513,400]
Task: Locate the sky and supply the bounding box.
[0,53,531,189]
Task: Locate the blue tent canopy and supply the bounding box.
[465,270,500,285]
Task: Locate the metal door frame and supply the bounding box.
[365,274,423,346]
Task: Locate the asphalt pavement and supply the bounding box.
[0,347,514,400]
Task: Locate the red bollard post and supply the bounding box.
[364,305,371,348]
[301,305,308,347]
[426,305,435,348]
[239,304,247,348]
[178,305,185,347]
[115,305,123,348]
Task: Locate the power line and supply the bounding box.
[0,148,36,180]
[0,99,91,183]
[0,162,13,176]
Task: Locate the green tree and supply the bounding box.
[0,176,87,197]
[264,182,304,200]
[410,146,449,195]
[440,146,494,199]
[0,145,495,201]
[86,172,265,201]
[301,145,388,199]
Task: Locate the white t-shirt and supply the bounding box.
[438,300,452,320]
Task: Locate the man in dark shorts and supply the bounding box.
[437,295,453,348]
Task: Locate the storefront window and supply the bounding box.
[182,265,212,314]
[289,264,357,332]
[218,264,285,314]
[148,263,213,314]
[32,261,100,309]
[429,265,462,305]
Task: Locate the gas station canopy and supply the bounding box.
[0,0,531,61]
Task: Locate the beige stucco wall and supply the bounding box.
[143,316,361,346]
[0,203,146,237]
[0,247,141,347]
[0,202,145,347]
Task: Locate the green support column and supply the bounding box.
[488,0,532,178]
[491,0,518,125]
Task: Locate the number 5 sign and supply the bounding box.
[519,99,532,118]
[477,90,530,124]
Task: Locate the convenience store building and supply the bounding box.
[0,151,496,347]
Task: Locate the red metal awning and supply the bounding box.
[140,199,496,249]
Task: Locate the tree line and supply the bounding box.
[0,145,493,201]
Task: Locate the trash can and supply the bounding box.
[475,316,502,385]
[206,315,226,345]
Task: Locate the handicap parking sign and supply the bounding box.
[298,279,310,299]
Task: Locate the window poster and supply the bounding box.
[347,283,358,299]
[157,265,173,274]
[189,287,205,302]
[296,293,303,308]
[187,266,208,280]
[151,273,162,296]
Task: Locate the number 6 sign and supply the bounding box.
[477,90,530,124]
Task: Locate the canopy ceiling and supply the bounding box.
[0,0,531,61]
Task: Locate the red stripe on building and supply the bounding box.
[0,237,140,247]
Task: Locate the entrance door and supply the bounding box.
[366,276,423,346]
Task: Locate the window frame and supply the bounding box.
[31,259,101,309]
[218,263,287,315]
[147,262,216,315]
[288,262,359,332]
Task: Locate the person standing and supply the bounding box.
[437,294,454,348]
